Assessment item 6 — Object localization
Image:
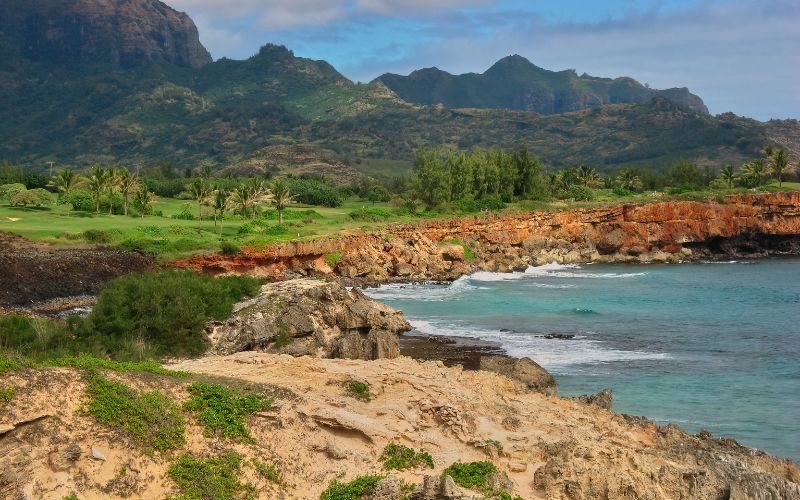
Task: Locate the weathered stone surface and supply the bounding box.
[479,355,557,395]
[207,279,410,359]
[573,388,613,410]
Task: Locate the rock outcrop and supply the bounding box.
[479,355,556,395]
[175,192,800,284]
[0,0,212,68]
[206,279,410,359]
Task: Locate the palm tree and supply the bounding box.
[49,168,83,196]
[720,164,736,189]
[576,165,601,187]
[188,178,213,228]
[133,186,156,217]
[227,184,252,220]
[212,186,228,235]
[763,144,775,159]
[247,178,269,219]
[616,169,642,192]
[769,149,788,188]
[105,168,120,215]
[743,159,766,187]
[116,168,140,216]
[86,165,111,214]
[270,179,293,225]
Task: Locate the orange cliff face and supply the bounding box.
[172,192,800,283]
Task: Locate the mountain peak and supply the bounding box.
[0,0,212,68]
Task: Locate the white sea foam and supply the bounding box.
[466,262,646,282]
[362,276,481,302]
[409,319,670,369]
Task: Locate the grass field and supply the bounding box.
[1,183,796,261]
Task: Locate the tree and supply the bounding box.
[616,168,643,192]
[227,185,252,220]
[414,149,449,210]
[115,168,140,216]
[246,178,269,219]
[212,187,228,235]
[188,178,213,228]
[576,165,601,188]
[270,179,293,225]
[769,149,788,188]
[366,184,390,204]
[49,168,83,197]
[86,165,112,214]
[132,186,156,217]
[105,168,121,215]
[743,159,766,187]
[10,189,53,207]
[720,164,736,189]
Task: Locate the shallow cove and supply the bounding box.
[364,258,800,462]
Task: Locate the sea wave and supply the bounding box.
[467,262,646,281]
[362,276,481,301]
[409,319,670,368]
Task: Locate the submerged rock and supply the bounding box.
[479,355,556,395]
[207,279,410,359]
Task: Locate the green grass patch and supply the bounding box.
[251,458,282,485]
[85,371,185,452]
[320,475,384,500]
[349,207,392,222]
[380,442,434,470]
[168,452,255,500]
[445,238,476,260]
[220,241,242,256]
[442,461,497,489]
[0,387,15,408]
[0,354,22,373]
[345,380,371,402]
[324,251,344,267]
[42,355,190,377]
[183,382,272,440]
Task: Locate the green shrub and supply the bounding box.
[565,184,595,201]
[83,229,112,244]
[168,452,255,500]
[320,475,384,500]
[442,461,497,489]
[220,241,242,256]
[264,224,289,235]
[273,325,294,348]
[345,380,371,402]
[183,383,272,440]
[445,238,476,260]
[455,196,506,213]
[0,182,26,200]
[0,353,22,373]
[260,209,322,221]
[349,207,392,222]
[238,222,256,235]
[64,189,95,211]
[79,271,261,357]
[325,251,344,267]
[251,458,282,485]
[380,443,434,470]
[0,387,15,408]
[86,372,185,452]
[287,178,343,207]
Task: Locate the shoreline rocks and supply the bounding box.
[206,278,410,360]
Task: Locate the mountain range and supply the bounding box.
[0,0,797,175]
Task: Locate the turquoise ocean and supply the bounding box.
[364,259,800,461]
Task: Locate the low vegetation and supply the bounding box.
[324,251,344,267]
[167,452,256,500]
[380,442,434,470]
[183,382,272,440]
[445,238,476,260]
[442,461,498,489]
[345,380,371,402]
[251,458,282,485]
[320,475,384,500]
[85,371,185,452]
[0,387,14,408]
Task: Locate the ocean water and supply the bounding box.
[364,259,800,461]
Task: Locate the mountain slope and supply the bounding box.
[0,0,795,173]
[377,55,708,115]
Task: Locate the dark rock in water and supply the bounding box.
[537,334,575,340]
[572,388,613,410]
[479,355,556,395]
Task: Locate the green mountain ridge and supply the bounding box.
[1,0,797,174]
[376,54,709,115]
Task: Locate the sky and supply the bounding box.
[167,0,799,121]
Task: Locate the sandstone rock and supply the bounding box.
[573,388,613,410]
[412,475,483,499]
[440,244,465,261]
[207,279,410,359]
[479,356,556,395]
[372,476,403,499]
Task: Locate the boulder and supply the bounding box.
[479,356,556,395]
[207,279,410,359]
[572,388,613,410]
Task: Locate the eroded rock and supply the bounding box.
[479,355,556,395]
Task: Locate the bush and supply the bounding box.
[445,238,475,260]
[264,224,289,236]
[168,452,255,500]
[287,178,343,207]
[220,241,242,256]
[324,251,344,267]
[86,372,185,452]
[183,383,272,440]
[260,209,321,221]
[78,271,261,357]
[455,196,506,213]
[0,183,27,200]
[64,189,95,211]
[251,458,282,485]
[0,387,15,408]
[171,203,195,220]
[442,461,497,489]
[321,475,384,500]
[345,380,371,402]
[238,222,256,235]
[10,188,53,207]
[349,207,392,222]
[380,443,434,470]
[83,229,112,244]
[565,184,595,201]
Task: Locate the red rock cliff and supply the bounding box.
[174,192,800,282]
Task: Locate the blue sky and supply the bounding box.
[168,0,799,120]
